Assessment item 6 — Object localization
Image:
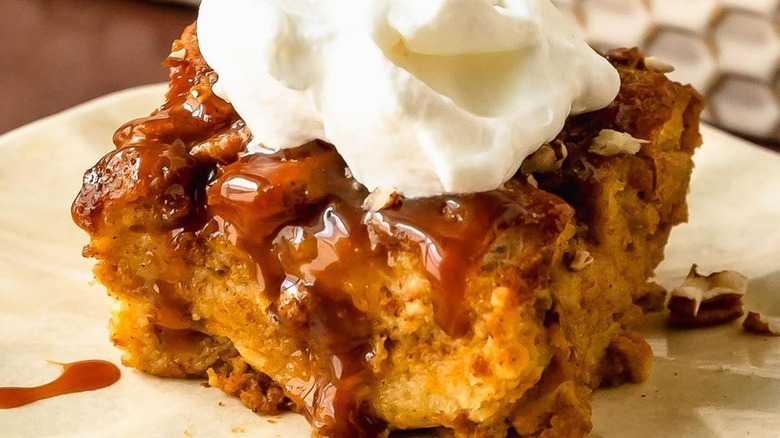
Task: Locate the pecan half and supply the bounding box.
[589,129,649,156]
[667,265,747,328]
[362,187,401,212]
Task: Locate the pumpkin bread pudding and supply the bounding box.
[73,22,703,438]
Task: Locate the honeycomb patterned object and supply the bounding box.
[552,0,780,142]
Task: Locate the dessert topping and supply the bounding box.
[589,129,649,156]
[521,140,568,174]
[525,174,539,189]
[169,48,187,60]
[197,0,620,197]
[566,250,594,272]
[644,56,675,74]
[362,187,401,212]
[667,265,747,328]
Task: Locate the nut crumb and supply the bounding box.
[667,265,747,327]
[589,129,649,156]
[521,140,568,174]
[362,187,401,212]
[743,311,780,336]
[403,300,426,317]
[525,174,539,188]
[644,56,675,73]
[169,48,187,60]
[566,250,593,272]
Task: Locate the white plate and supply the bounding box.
[0,85,778,438]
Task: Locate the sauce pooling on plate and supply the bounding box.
[0,360,121,409]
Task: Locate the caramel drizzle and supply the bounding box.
[206,142,568,436]
[0,360,121,409]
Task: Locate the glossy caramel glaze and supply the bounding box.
[0,361,121,409]
[72,24,573,438]
[204,142,570,435]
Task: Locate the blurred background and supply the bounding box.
[2,0,778,145]
[552,0,780,145]
[1,0,195,134]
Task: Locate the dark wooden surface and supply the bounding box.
[1,0,197,134]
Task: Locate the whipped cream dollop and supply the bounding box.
[197,0,620,198]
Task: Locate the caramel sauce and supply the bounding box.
[371,193,539,336]
[0,361,121,409]
[205,142,570,436]
[112,39,236,154]
[71,26,573,438]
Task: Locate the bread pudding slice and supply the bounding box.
[72,25,703,438]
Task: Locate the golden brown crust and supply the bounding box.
[72,28,703,438]
[207,357,295,414]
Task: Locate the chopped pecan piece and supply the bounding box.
[643,56,675,74]
[189,121,251,164]
[169,48,187,60]
[743,311,780,336]
[566,250,594,272]
[521,140,568,174]
[667,265,747,328]
[589,129,649,156]
[362,187,401,212]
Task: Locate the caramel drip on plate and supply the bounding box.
[0,360,121,409]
